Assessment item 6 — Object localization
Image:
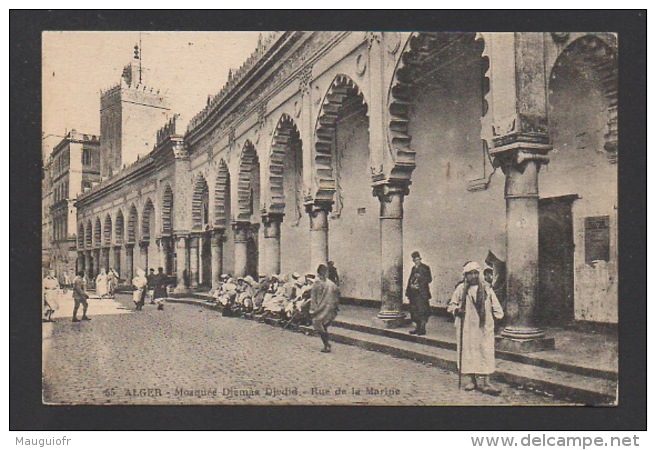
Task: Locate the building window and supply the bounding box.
[83,181,92,193]
[584,216,611,264]
[82,149,91,166]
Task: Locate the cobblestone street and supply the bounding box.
[42,293,564,405]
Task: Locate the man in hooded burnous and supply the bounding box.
[447,261,504,395]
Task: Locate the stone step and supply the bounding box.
[303,324,617,406]
[331,319,618,382]
[166,296,616,405]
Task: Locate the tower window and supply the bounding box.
[82,149,92,166]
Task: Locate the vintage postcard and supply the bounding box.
[41,31,618,406]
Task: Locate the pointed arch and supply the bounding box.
[161,183,174,236]
[213,159,231,227]
[268,113,302,215]
[192,174,210,231]
[115,209,125,245]
[126,204,138,244]
[141,198,155,242]
[103,213,112,246]
[313,74,368,203]
[387,32,487,181]
[548,34,617,161]
[237,140,260,221]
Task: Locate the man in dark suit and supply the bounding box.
[405,251,432,335]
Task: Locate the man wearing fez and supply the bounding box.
[448,261,504,395]
[405,251,432,335]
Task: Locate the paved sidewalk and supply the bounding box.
[42,293,564,405]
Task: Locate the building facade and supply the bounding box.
[42,131,101,280]
[74,32,618,349]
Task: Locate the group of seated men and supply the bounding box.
[210,272,316,326]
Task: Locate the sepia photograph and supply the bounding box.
[39,29,619,407]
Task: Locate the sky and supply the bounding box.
[42,31,261,157]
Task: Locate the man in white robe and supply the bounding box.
[447,261,504,395]
[96,269,109,298]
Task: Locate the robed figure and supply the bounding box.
[447,261,504,395]
[405,251,432,335]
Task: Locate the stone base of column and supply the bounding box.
[496,327,555,352]
[172,286,191,296]
[373,311,411,329]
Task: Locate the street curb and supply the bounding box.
[164,297,616,405]
[331,319,618,381]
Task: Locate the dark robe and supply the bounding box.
[328,266,339,285]
[405,263,432,322]
[153,273,168,299]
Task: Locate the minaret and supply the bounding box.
[99,41,170,178]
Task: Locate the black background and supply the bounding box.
[10,10,647,431]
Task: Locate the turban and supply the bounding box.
[462,261,481,274]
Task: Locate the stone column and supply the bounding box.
[262,213,283,276]
[189,235,200,288]
[493,147,554,352]
[173,235,190,294]
[306,202,331,271]
[102,247,110,272]
[163,237,173,275]
[125,244,134,281]
[113,246,121,275]
[105,247,114,272]
[155,238,163,271]
[373,182,409,328]
[85,251,93,278]
[138,242,149,272]
[211,229,224,291]
[77,251,85,275]
[92,249,100,279]
[233,222,250,278]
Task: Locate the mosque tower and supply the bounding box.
[99,41,171,178]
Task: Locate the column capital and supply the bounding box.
[490,142,551,174]
[188,235,200,248]
[372,180,410,201]
[173,232,190,240]
[304,200,333,217]
[211,227,226,239]
[231,220,254,232]
[261,212,284,226]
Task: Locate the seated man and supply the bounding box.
[212,274,230,301]
[262,274,289,318]
[261,275,279,308]
[286,273,316,326]
[239,276,256,312]
[253,276,271,313]
[281,273,302,319]
[217,276,237,307]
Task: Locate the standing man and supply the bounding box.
[42,270,60,322]
[310,264,340,353]
[72,270,91,323]
[447,261,504,395]
[327,261,339,285]
[153,267,168,311]
[405,251,432,335]
[147,268,156,304]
